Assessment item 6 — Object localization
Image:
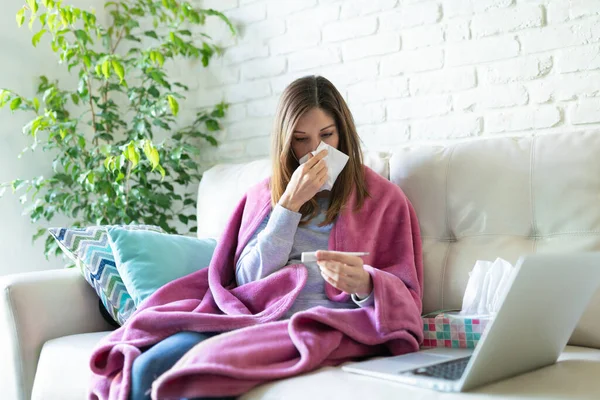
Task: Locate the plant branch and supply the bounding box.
[86,75,98,146]
[70,27,99,146]
[124,161,132,207]
[111,27,126,54]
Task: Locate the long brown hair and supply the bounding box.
[270,75,369,226]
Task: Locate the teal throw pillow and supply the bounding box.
[106,227,217,307]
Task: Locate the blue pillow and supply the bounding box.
[106,227,217,307]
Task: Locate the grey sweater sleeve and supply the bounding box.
[235,204,302,286]
[352,291,374,307]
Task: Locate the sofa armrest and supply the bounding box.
[0,268,114,400]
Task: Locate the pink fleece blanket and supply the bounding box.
[89,166,424,400]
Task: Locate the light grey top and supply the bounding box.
[236,197,373,319]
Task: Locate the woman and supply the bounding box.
[90,76,423,400]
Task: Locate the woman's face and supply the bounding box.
[291,107,339,161]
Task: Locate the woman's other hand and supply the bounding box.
[316,250,373,298]
[278,149,328,212]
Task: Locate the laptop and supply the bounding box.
[342,253,600,392]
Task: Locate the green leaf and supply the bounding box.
[173,82,189,91]
[71,93,79,105]
[211,102,227,118]
[178,215,188,224]
[29,13,37,30]
[101,60,111,79]
[0,90,9,108]
[103,156,113,171]
[144,30,158,39]
[151,50,165,67]
[12,179,26,192]
[205,119,219,131]
[167,95,179,116]
[204,135,218,147]
[10,97,22,111]
[95,133,114,141]
[153,119,170,129]
[32,29,46,47]
[33,227,47,243]
[82,55,92,69]
[32,97,40,112]
[156,164,166,180]
[125,142,139,167]
[189,10,200,24]
[74,29,89,44]
[202,9,236,35]
[111,60,125,83]
[17,8,26,27]
[125,34,142,43]
[148,86,160,98]
[143,140,160,169]
[27,0,38,14]
[47,14,56,29]
[178,29,192,36]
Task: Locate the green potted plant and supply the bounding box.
[0,0,235,261]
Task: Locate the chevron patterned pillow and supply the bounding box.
[48,224,165,325]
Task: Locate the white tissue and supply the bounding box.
[460,258,516,317]
[298,141,349,192]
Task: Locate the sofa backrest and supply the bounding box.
[197,131,600,349]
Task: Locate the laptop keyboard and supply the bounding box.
[406,356,471,381]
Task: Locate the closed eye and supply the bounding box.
[321,132,333,138]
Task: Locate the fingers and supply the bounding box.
[304,149,328,168]
[311,159,328,174]
[303,159,327,189]
[319,265,356,294]
[316,251,362,266]
[318,260,352,275]
[319,172,327,186]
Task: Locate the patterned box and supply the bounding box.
[421,313,492,349]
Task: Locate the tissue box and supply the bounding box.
[421,313,491,349]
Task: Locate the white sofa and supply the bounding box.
[3,130,600,400]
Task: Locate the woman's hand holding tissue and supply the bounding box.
[279,150,328,212]
[316,250,373,298]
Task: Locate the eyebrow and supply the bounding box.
[293,124,336,134]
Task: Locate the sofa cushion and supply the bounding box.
[107,228,217,307]
[388,131,600,348]
[31,333,600,400]
[31,332,111,400]
[48,225,164,325]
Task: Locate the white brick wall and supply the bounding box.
[195,0,600,164]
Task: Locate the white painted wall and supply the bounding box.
[3,0,600,275]
[193,0,600,167]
